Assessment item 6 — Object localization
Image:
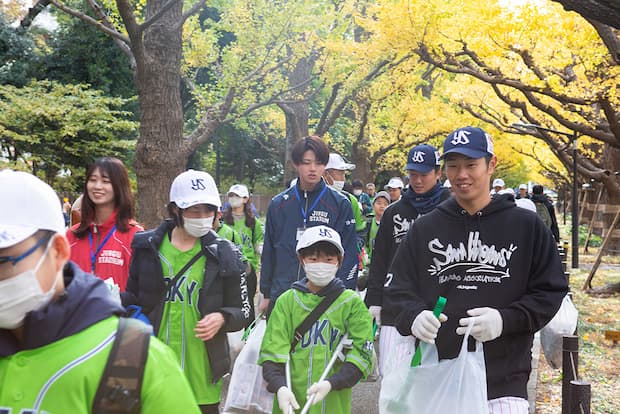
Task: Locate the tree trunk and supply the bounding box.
[133,0,188,228]
[599,144,620,252]
[279,55,313,185]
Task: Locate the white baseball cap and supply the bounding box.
[228,184,249,198]
[492,178,505,188]
[384,177,404,189]
[519,184,528,190]
[170,169,221,209]
[296,225,344,256]
[515,198,537,213]
[326,153,355,171]
[0,170,65,249]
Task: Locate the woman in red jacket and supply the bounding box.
[66,157,143,291]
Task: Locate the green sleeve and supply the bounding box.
[349,194,366,232]
[343,294,374,378]
[141,337,201,413]
[258,292,294,365]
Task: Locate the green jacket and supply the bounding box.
[259,280,374,414]
[0,316,199,413]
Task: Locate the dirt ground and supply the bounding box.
[534,252,620,414]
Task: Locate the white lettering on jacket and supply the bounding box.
[427,231,517,288]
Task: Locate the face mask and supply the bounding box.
[304,262,338,287]
[229,196,244,209]
[0,238,57,329]
[353,189,362,196]
[331,181,345,192]
[183,216,214,238]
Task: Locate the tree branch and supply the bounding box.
[178,0,208,29]
[48,0,130,44]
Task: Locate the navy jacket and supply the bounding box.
[260,179,357,301]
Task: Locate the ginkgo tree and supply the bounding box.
[364,0,619,206]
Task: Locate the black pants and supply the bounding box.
[245,267,257,328]
[199,403,219,414]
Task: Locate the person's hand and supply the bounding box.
[369,306,382,325]
[194,312,225,341]
[411,310,448,344]
[277,386,299,413]
[307,380,331,405]
[456,307,503,342]
[258,296,270,314]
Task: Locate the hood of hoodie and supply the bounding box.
[291,277,345,296]
[0,262,125,357]
[437,192,515,219]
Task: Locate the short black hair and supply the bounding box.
[298,241,342,260]
[352,180,363,188]
[290,136,329,166]
[532,184,544,195]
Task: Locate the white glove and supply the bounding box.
[369,306,382,325]
[307,380,332,405]
[456,307,503,342]
[411,310,448,344]
[277,386,300,413]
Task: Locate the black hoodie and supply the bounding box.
[384,194,568,400]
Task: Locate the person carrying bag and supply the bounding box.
[379,319,489,414]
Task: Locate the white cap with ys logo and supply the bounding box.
[170,169,221,209]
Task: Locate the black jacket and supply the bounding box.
[121,220,249,382]
[384,195,568,400]
[531,193,560,242]
[365,186,450,325]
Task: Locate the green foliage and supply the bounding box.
[0,13,39,86]
[0,80,138,188]
[579,224,602,247]
[43,18,136,100]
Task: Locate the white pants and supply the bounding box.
[488,397,529,414]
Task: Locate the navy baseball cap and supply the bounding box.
[405,144,440,173]
[440,126,495,160]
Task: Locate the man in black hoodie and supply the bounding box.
[364,143,450,375]
[384,127,568,413]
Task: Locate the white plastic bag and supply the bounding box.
[379,322,489,414]
[227,328,245,366]
[540,294,579,369]
[222,319,274,414]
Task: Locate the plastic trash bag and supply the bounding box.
[540,294,579,369]
[227,328,245,366]
[222,319,274,414]
[379,322,489,414]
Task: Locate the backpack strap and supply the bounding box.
[290,286,345,353]
[92,318,152,414]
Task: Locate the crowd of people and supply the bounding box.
[1,126,568,414]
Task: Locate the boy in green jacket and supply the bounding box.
[259,225,374,414]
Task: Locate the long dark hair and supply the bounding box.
[73,157,135,237]
[223,199,256,230]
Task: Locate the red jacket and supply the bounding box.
[66,211,143,291]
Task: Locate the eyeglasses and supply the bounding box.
[0,233,53,266]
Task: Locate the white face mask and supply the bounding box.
[304,262,338,287]
[229,196,244,209]
[353,189,362,196]
[183,216,214,238]
[331,181,345,192]
[0,239,57,329]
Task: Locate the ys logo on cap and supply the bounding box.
[450,129,471,145]
[191,179,206,191]
[411,151,426,163]
[319,227,333,238]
